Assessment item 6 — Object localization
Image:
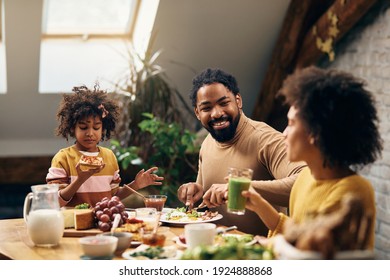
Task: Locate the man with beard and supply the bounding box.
[177,68,306,235]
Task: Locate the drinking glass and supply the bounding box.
[139,226,168,246]
[227,167,253,215]
[144,195,167,211]
[135,207,158,230]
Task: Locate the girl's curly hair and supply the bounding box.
[55,84,119,141]
[278,66,383,169]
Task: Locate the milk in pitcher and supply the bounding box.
[27,209,64,247]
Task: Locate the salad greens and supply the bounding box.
[166,207,201,220]
[181,239,274,260]
[74,203,90,209]
[130,246,166,259]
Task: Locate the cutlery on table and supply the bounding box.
[124,184,146,200]
[111,214,121,235]
[185,201,207,212]
[216,226,237,234]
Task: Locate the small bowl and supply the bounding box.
[79,235,118,257]
[140,226,169,247]
[99,232,133,256]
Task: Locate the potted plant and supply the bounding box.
[111,113,200,207]
[109,41,199,207]
[111,41,195,153]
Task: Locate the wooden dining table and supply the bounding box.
[0,218,243,260]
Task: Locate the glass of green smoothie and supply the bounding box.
[227,167,253,215]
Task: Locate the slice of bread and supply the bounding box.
[74,209,95,230]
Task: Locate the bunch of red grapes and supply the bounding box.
[93,196,129,232]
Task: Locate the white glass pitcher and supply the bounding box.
[23,184,64,247]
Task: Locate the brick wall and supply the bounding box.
[324,0,390,259]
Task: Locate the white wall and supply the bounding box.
[0,0,68,156]
[327,2,390,259]
[151,0,289,122]
[0,0,290,156]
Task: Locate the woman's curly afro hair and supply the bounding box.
[278,66,383,169]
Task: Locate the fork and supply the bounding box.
[185,202,207,212]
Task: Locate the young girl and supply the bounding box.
[46,84,163,207]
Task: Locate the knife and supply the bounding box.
[216,226,238,234]
[185,202,207,212]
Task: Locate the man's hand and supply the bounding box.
[202,183,228,208]
[177,183,203,209]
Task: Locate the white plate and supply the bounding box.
[272,235,375,260]
[161,208,175,214]
[122,244,182,260]
[126,208,174,219]
[160,213,223,226]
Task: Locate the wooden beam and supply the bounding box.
[251,0,333,130]
[252,0,379,130]
[295,0,379,68]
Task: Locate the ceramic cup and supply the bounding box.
[184,223,216,249]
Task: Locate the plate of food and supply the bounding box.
[271,234,375,260]
[160,207,222,226]
[122,244,182,260]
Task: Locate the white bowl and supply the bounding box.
[98,232,133,255]
[79,235,118,257]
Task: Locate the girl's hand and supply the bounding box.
[133,167,164,190]
[75,163,105,182]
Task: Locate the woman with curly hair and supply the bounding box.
[242,66,383,251]
[46,84,163,207]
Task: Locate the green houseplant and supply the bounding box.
[109,41,199,207]
[111,41,194,153]
[111,113,200,207]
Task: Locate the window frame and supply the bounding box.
[41,0,141,41]
[0,0,2,41]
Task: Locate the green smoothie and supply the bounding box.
[227,177,251,215]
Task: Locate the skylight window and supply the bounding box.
[39,0,141,93]
[42,0,139,37]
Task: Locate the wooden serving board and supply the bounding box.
[63,228,103,237]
